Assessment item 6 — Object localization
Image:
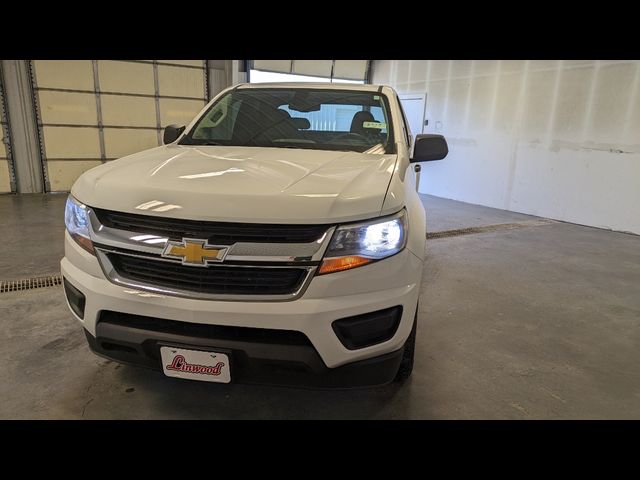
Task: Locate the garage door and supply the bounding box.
[31,60,208,192]
[0,66,15,193]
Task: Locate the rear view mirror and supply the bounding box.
[411,134,448,162]
[288,91,321,112]
[163,124,186,144]
[288,101,321,112]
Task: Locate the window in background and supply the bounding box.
[249,70,364,84]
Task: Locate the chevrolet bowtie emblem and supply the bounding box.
[162,238,228,266]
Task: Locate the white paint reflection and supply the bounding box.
[152,204,182,212]
[191,148,247,161]
[134,200,182,213]
[179,167,245,179]
[135,200,164,210]
[277,160,311,173]
[150,152,187,176]
[293,193,339,198]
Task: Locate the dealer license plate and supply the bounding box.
[160,346,231,383]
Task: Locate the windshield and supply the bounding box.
[179,87,395,154]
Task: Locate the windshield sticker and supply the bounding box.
[363,121,386,129]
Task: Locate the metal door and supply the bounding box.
[399,93,427,191]
[30,60,209,192]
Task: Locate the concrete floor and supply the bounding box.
[0,193,66,281]
[1,193,639,419]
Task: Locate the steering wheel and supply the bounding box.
[332,132,370,143]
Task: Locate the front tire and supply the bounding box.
[393,307,417,382]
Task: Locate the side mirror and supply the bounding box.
[163,124,186,144]
[411,134,448,162]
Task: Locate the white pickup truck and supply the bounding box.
[61,83,448,388]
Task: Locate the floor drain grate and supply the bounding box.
[0,274,63,293]
[426,220,555,240]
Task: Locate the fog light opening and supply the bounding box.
[63,278,86,319]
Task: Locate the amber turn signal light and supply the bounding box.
[318,256,373,275]
[71,233,95,255]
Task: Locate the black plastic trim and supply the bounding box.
[107,253,308,296]
[332,306,403,350]
[83,311,404,388]
[63,278,85,319]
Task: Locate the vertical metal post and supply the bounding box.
[27,60,49,192]
[203,60,210,101]
[92,60,107,162]
[364,60,372,84]
[0,63,17,192]
[245,60,252,83]
[2,60,45,193]
[152,61,162,145]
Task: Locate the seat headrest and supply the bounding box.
[290,117,310,130]
[350,111,375,131]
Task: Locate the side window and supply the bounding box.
[396,96,412,148]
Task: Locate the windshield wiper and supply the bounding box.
[180,139,222,146]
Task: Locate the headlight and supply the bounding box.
[64,195,94,254]
[319,210,407,275]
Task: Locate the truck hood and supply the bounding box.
[72,145,399,224]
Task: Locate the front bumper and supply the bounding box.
[62,230,422,384]
[83,312,405,388]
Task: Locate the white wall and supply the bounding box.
[373,60,640,235]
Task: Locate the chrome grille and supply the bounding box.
[88,208,334,301]
[108,252,308,296]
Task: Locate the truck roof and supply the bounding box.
[236,82,388,92]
